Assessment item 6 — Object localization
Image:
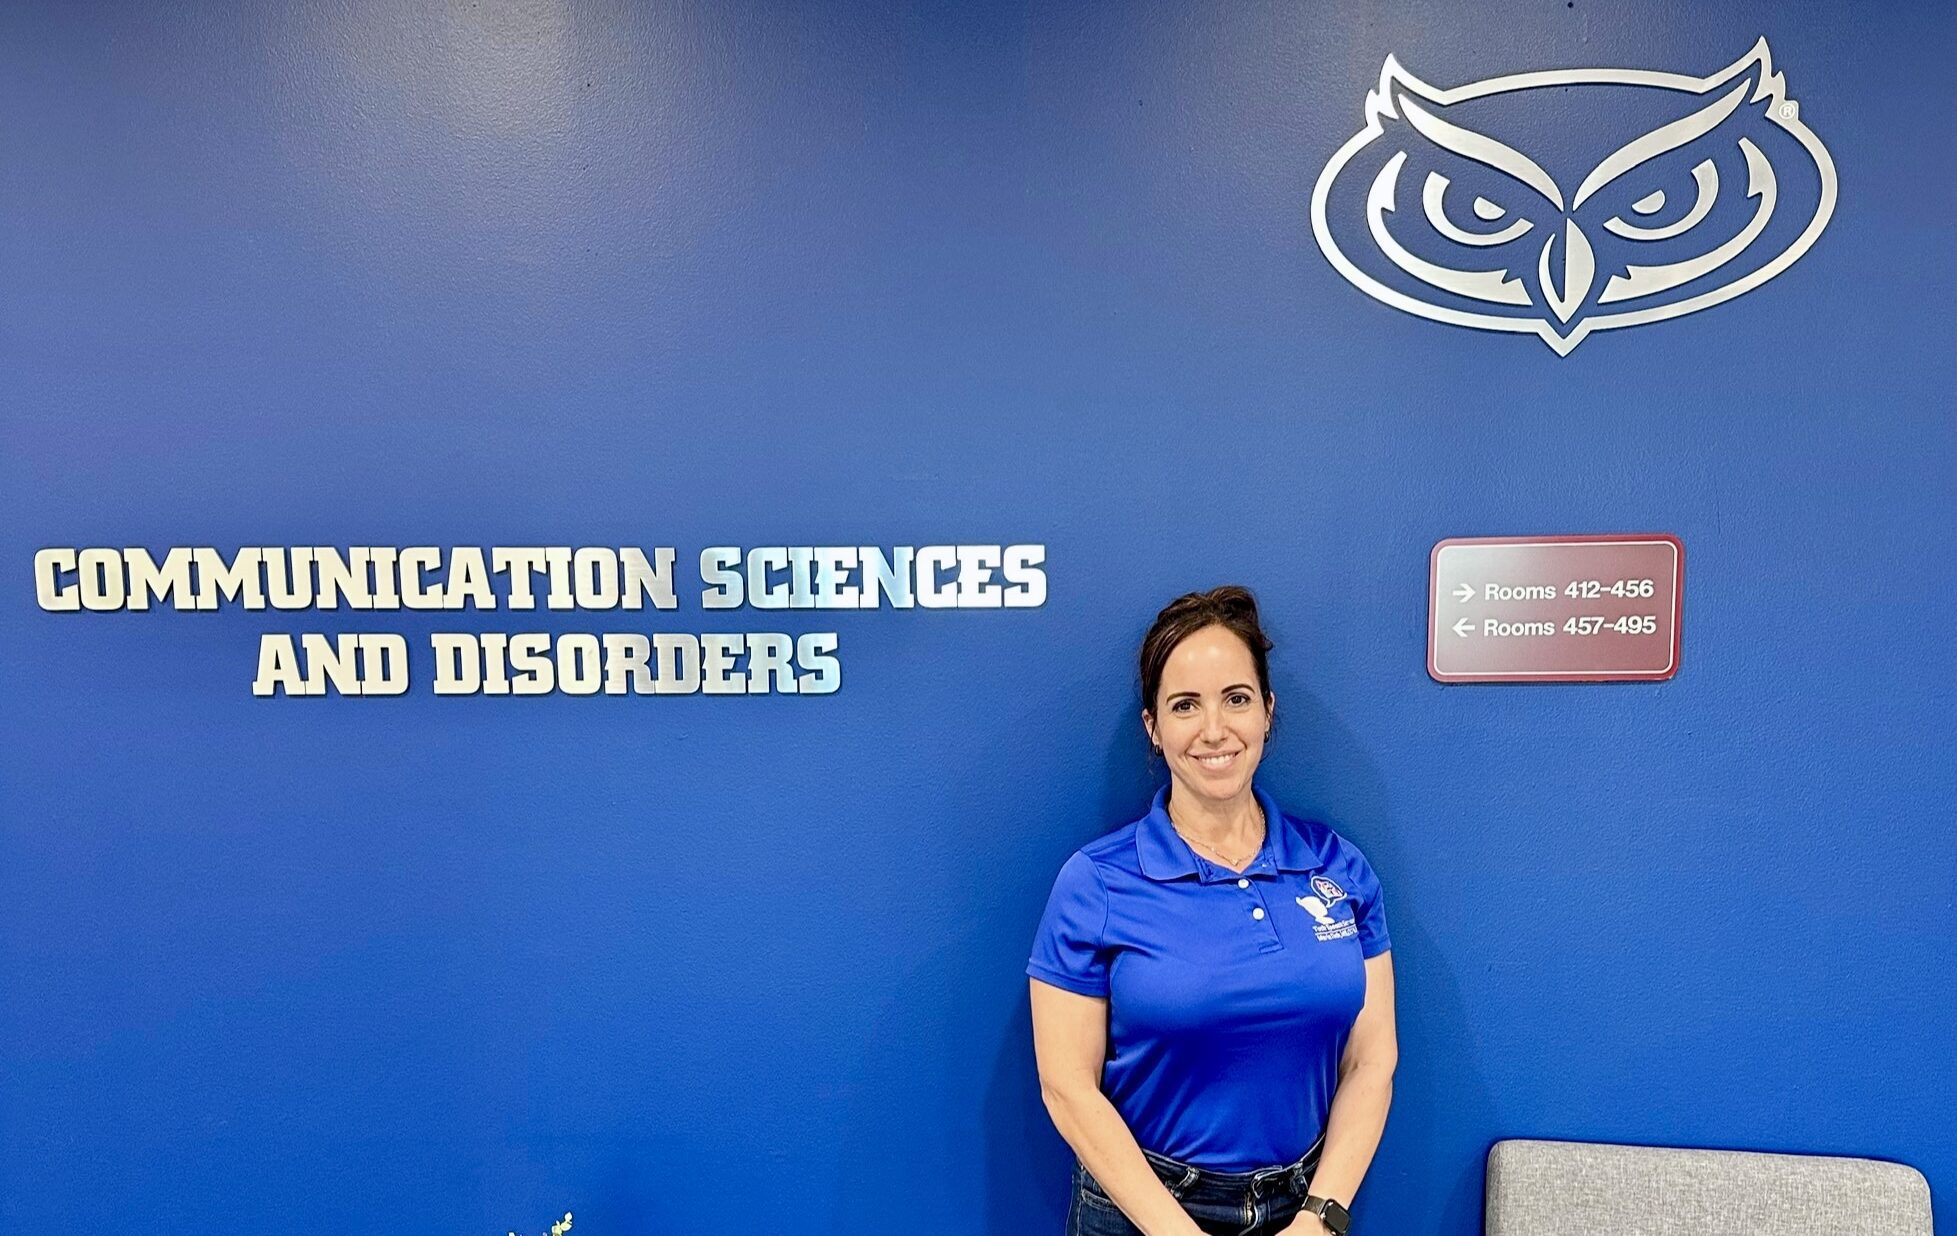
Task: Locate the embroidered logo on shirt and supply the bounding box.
[1297,876,1357,941]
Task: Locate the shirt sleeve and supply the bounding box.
[1338,837,1393,959]
[1026,850,1112,997]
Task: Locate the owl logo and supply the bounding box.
[1310,39,1836,354]
[1297,875,1349,927]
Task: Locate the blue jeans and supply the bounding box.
[1067,1136,1324,1236]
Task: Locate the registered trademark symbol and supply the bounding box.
[1779,101,1799,120]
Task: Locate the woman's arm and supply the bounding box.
[1284,950,1398,1235]
[1030,978,1206,1236]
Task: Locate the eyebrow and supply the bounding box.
[1164,683,1257,700]
[1573,80,1749,208]
[1399,93,1565,210]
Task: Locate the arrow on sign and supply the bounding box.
[1452,618,1475,638]
[1453,583,1475,602]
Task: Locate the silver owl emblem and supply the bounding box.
[1310,39,1836,354]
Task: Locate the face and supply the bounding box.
[1143,624,1275,810]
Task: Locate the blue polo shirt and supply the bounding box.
[1027,784,1390,1171]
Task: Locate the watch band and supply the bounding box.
[1303,1195,1351,1236]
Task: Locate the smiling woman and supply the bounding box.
[1027,586,1398,1236]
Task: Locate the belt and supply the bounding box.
[1247,1131,1326,1197]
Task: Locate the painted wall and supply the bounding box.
[3,2,1951,1233]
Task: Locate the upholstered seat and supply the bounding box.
[1485,1139,1933,1236]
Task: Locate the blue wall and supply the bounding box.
[3,2,1952,1233]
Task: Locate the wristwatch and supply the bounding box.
[1302,1195,1351,1236]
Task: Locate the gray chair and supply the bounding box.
[1485,1138,1933,1236]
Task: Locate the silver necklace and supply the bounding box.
[1173,803,1267,870]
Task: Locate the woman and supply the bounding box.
[1028,587,1397,1236]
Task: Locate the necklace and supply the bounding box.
[1172,802,1267,871]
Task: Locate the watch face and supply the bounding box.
[1325,1200,1351,1235]
[1310,1198,1351,1236]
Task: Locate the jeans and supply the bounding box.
[1066,1136,1324,1236]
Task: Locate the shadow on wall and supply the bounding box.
[813,668,1157,1234]
[981,699,1160,1231]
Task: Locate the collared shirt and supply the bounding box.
[1027,783,1391,1171]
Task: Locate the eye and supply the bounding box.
[1171,699,1195,713]
[1604,158,1718,241]
[1226,691,1253,707]
[1422,172,1534,246]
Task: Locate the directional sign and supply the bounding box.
[1428,535,1683,683]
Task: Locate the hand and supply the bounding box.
[1280,1213,1333,1236]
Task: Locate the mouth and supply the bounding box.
[1192,751,1242,771]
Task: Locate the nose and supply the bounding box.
[1200,707,1230,744]
[1537,218,1595,323]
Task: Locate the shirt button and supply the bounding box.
[1252,907,1266,920]
[1237,878,1250,889]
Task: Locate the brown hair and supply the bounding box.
[1138,585,1275,719]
